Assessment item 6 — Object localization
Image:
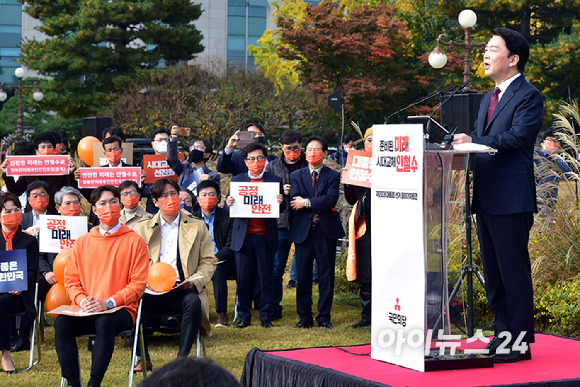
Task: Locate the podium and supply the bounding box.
[369,124,494,371]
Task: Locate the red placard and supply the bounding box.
[341,150,372,188]
[77,167,141,188]
[142,153,184,184]
[6,155,70,176]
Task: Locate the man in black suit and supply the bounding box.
[289,136,345,329]
[453,28,543,363]
[21,180,52,233]
[192,180,235,327]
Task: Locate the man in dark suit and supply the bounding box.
[225,142,283,328]
[289,136,345,329]
[21,180,52,234]
[453,27,543,363]
[192,180,235,327]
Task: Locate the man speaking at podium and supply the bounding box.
[453,27,543,363]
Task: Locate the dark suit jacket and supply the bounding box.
[470,75,543,215]
[192,206,234,263]
[229,172,283,252]
[217,149,277,176]
[2,174,77,214]
[289,166,345,243]
[0,228,39,322]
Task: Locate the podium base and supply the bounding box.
[425,349,494,371]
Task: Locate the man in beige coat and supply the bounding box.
[133,178,216,371]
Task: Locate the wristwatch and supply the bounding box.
[106,298,115,309]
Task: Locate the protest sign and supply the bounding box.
[341,150,372,188]
[143,153,184,184]
[0,249,28,292]
[6,155,69,176]
[229,182,280,218]
[38,215,89,253]
[78,167,141,188]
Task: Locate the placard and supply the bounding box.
[38,215,89,253]
[77,167,141,188]
[0,249,28,292]
[6,155,70,176]
[143,153,184,184]
[93,142,134,166]
[341,150,372,188]
[229,182,280,218]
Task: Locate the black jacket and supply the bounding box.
[192,206,234,263]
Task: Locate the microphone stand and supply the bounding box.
[384,85,455,124]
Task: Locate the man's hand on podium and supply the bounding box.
[452,134,472,145]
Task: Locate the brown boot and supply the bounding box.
[133,358,153,373]
[215,312,229,327]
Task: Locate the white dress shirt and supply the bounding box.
[159,213,181,280]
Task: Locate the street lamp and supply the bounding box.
[428,9,486,85]
[0,67,44,135]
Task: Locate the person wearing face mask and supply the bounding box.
[1,132,77,215]
[21,180,53,235]
[167,128,220,195]
[217,122,277,177]
[119,180,152,229]
[0,193,39,373]
[179,188,195,213]
[264,130,309,320]
[330,132,358,167]
[140,129,173,214]
[54,185,149,387]
[132,178,216,372]
[192,180,235,328]
[289,136,345,329]
[225,142,284,329]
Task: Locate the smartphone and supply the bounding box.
[236,130,254,149]
[175,127,191,137]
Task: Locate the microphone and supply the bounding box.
[384,84,456,124]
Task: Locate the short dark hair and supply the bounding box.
[47,131,62,145]
[305,135,328,152]
[33,132,56,150]
[542,130,557,142]
[0,192,22,212]
[491,27,529,73]
[189,138,213,158]
[242,142,268,158]
[343,132,358,145]
[137,357,240,387]
[102,135,122,150]
[150,128,171,141]
[119,180,140,194]
[26,180,49,197]
[150,178,180,200]
[90,185,120,205]
[197,180,220,197]
[14,141,35,156]
[244,121,265,134]
[280,130,302,145]
[102,126,125,141]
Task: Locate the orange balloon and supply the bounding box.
[46,283,72,318]
[148,262,177,293]
[53,248,71,284]
[77,136,100,166]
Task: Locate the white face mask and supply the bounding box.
[156,141,168,154]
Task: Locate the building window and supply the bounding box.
[227,0,268,67]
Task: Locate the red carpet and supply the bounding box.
[266,334,580,386]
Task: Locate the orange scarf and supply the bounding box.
[2,228,18,250]
[346,202,366,282]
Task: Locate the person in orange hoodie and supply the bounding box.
[54,185,149,387]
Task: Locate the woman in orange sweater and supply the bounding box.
[55,185,149,387]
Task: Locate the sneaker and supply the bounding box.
[285,280,297,289]
[215,312,229,328]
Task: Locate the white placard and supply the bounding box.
[370,124,426,372]
[228,182,280,218]
[38,215,89,253]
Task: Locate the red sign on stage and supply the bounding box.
[6,155,69,176]
[142,153,184,184]
[341,150,372,188]
[78,167,141,188]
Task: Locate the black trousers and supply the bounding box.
[476,210,535,345]
[212,258,236,314]
[295,226,337,324]
[0,293,28,350]
[139,289,201,359]
[55,308,133,380]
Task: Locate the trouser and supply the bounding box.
[55,309,133,381]
[212,258,236,314]
[0,294,28,350]
[272,229,292,312]
[359,282,371,322]
[289,253,318,282]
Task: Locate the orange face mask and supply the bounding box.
[1,211,22,230]
[306,151,324,166]
[247,160,266,176]
[159,196,180,216]
[54,144,61,155]
[96,204,121,226]
[121,194,140,209]
[364,141,372,153]
[105,150,122,165]
[60,204,81,217]
[29,197,49,212]
[284,149,301,162]
[197,196,218,212]
[36,148,53,156]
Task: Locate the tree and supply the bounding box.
[20,0,204,118]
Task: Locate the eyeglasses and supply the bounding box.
[245,156,266,162]
[179,198,193,206]
[120,190,138,197]
[30,192,49,198]
[283,146,301,152]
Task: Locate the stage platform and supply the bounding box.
[241,333,580,386]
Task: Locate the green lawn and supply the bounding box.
[5,278,370,386]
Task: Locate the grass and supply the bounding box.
[5,275,370,386]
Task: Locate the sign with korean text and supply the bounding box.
[341,150,372,188]
[6,155,69,176]
[38,215,89,253]
[78,167,141,188]
[0,249,27,292]
[229,182,280,218]
[93,142,133,166]
[143,153,184,184]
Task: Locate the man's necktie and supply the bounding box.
[487,87,501,124]
[311,170,318,192]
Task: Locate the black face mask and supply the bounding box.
[188,149,205,163]
[255,136,266,144]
